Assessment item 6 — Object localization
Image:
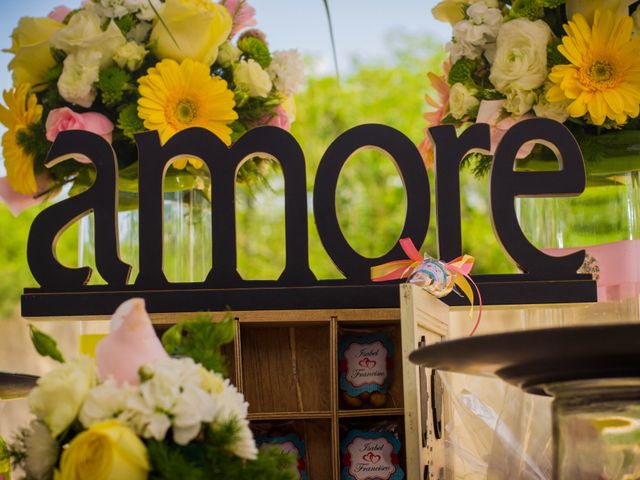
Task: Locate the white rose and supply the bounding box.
[23,421,59,480]
[449,83,479,119]
[28,357,97,437]
[113,41,147,71]
[50,10,126,68]
[217,41,242,68]
[505,89,536,116]
[234,58,273,97]
[489,19,552,94]
[57,49,101,108]
[268,49,305,96]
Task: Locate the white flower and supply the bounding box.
[23,421,59,480]
[489,18,552,94]
[127,0,162,20]
[28,357,97,437]
[268,49,305,96]
[57,49,101,108]
[79,377,136,427]
[449,83,479,119]
[126,357,218,445]
[231,419,258,460]
[50,10,126,68]
[234,58,273,97]
[534,84,570,122]
[113,41,147,71]
[210,379,257,460]
[217,41,242,68]
[504,89,536,117]
[127,22,152,43]
[448,2,502,63]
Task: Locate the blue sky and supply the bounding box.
[0,0,450,90]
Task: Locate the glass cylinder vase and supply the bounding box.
[547,379,640,480]
[79,188,212,284]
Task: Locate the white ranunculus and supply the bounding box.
[449,83,479,119]
[23,421,59,480]
[566,0,633,25]
[57,49,101,108]
[113,41,147,71]
[234,58,273,97]
[217,41,242,68]
[489,19,552,94]
[268,49,305,96]
[505,89,537,117]
[28,357,97,437]
[50,10,126,68]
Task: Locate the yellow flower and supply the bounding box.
[56,420,149,480]
[150,0,232,66]
[0,84,43,195]
[4,17,62,88]
[432,0,467,25]
[137,58,238,169]
[547,10,640,126]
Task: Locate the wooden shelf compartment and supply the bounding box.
[338,407,405,418]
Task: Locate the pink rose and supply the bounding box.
[48,5,72,22]
[223,0,257,37]
[45,108,114,163]
[476,100,535,159]
[260,105,290,131]
[95,298,169,385]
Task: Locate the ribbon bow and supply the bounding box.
[371,238,482,336]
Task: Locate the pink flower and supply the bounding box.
[419,61,451,169]
[0,175,52,217]
[48,5,71,22]
[223,0,257,37]
[45,108,114,163]
[95,298,169,385]
[257,105,290,131]
[476,99,535,159]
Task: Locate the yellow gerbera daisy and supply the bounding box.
[547,10,640,126]
[0,84,43,195]
[138,58,238,169]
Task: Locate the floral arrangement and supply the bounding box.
[0,0,304,215]
[420,0,640,177]
[8,299,296,480]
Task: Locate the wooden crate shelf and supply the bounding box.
[337,407,405,418]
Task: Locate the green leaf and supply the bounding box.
[161,313,236,375]
[237,36,272,69]
[29,324,65,363]
[447,57,476,86]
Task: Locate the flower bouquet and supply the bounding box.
[0,0,304,215]
[420,0,640,178]
[6,299,296,480]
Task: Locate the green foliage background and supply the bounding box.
[0,33,516,318]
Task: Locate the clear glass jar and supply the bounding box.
[546,379,640,480]
[79,189,212,284]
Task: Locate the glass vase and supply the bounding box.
[79,188,212,284]
[547,379,640,480]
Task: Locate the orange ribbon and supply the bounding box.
[371,238,482,336]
